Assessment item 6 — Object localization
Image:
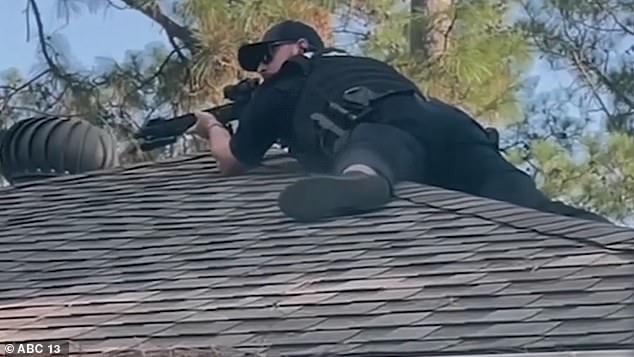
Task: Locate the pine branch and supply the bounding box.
[570,49,613,119]
[566,38,634,112]
[121,48,179,105]
[29,0,66,78]
[24,0,155,133]
[0,67,51,117]
[591,0,634,36]
[119,0,198,53]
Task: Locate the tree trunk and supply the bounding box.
[409,0,455,60]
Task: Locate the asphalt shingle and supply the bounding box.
[0,153,633,356]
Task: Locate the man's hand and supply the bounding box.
[191,110,245,176]
[191,111,225,139]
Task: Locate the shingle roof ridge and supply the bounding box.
[2,151,633,255]
[393,182,634,255]
[2,149,295,191]
[3,153,212,189]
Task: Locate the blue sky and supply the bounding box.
[0,1,169,75]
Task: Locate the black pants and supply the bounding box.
[330,94,609,223]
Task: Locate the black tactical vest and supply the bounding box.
[280,52,422,172]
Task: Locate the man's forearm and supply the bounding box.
[207,124,245,175]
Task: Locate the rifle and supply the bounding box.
[134,78,259,151]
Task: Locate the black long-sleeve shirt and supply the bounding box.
[229,76,303,167]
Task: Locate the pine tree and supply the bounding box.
[505,0,634,223]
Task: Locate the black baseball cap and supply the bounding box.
[238,20,324,71]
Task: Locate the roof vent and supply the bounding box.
[0,116,118,184]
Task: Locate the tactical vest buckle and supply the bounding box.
[309,86,399,158]
[344,86,417,108]
[309,111,353,158]
[342,86,380,108]
[310,113,346,137]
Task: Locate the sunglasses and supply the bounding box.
[261,40,297,65]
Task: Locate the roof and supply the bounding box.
[0,153,633,357]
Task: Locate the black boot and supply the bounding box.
[278,171,392,222]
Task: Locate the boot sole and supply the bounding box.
[278,174,392,222]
